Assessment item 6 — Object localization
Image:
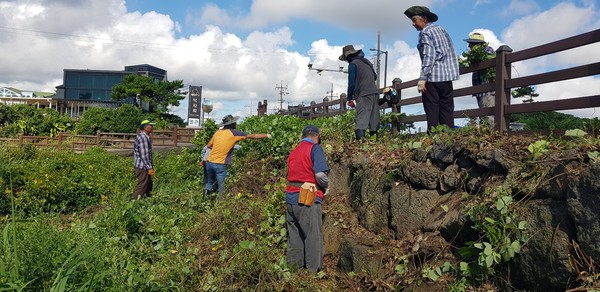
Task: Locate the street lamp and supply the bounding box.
[370,48,388,88]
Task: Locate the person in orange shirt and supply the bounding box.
[205,114,271,200]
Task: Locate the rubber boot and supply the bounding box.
[355,129,366,140]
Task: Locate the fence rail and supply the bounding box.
[279,28,600,134]
[0,127,198,151]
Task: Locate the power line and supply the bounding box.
[0,25,299,56]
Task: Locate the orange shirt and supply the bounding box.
[206,129,247,164]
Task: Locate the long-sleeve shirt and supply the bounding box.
[134,131,153,170]
[418,23,460,82]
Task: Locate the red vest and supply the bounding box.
[285,140,324,198]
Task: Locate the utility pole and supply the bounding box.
[325,83,335,100]
[376,31,381,89]
[275,80,288,112]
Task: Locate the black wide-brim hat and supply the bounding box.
[404,6,438,22]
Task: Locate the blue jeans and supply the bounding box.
[205,162,228,199]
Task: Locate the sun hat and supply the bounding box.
[140,119,156,126]
[404,6,438,22]
[219,114,240,126]
[464,32,486,43]
[338,45,362,61]
[302,125,320,136]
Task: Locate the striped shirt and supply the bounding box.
[134,131,153,170]
[418,23,460,82]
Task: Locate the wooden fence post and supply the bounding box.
[18,134,23,146]
[391,78,403,134]
[96,130,101,146]
[494,45,513,134]
[173,127,178,146]
[57,132,64,149]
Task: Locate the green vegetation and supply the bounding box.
[0,104,74,137]
[0,113,599,291]
[458,44,496,83]
[510,111,597,131]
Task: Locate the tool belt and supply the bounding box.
[288,181,317,206]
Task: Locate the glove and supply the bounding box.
[417,80,426,93]
[147,169,155,176]
[347,100,355,108]
[382,87,392,94]
[266,134,272,138]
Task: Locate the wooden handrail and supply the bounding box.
[274,28,600,134]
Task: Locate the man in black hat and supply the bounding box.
[204,114,271,200]
[404,6,460,133]
[339,45,381,140]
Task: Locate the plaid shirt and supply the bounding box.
[418,23,460,82]
[134,131,153,170]
[472,45,496,98]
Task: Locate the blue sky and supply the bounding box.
[0,0,599,126]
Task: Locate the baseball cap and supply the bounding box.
[302,125,319,136]
[141,119,156,126]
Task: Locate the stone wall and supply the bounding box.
[323,141,600,290]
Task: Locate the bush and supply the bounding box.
[0,147,132,216]
[0,105,74,137]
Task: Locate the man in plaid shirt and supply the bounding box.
[405,6,460,133]
[132,120,155,200]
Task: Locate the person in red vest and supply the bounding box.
[285,125,329,273]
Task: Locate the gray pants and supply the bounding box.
[286,203,323,273]
[355,94,380,131]
[477,94,495,126]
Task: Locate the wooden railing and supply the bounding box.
[0,127,197,151]
[281,28,600,134]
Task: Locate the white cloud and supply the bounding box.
[191,0,434,33]
[502,0,540,17]
[0,0,598,122]
[502,2,597,50]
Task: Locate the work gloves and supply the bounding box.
[347,100,355,108]
[417,80,426,93]
[147,169,155,176]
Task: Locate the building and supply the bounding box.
[53,64,167,117]
[0,87,56,108]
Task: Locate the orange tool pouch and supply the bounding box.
[298,182,317,206]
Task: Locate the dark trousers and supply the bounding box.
[132,168,152,200]
[422,81,454,132]
[286,203,323,273]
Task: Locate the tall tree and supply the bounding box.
[511,86,539,103]
[111,74,185,112]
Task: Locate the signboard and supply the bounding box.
[188,118,200,127]
[188,86,202,125]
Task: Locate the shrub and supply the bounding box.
[0,147,132,216]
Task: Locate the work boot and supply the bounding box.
[355,129,366,140]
